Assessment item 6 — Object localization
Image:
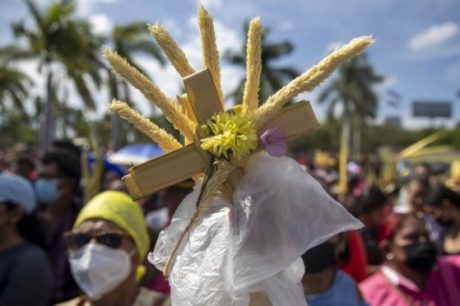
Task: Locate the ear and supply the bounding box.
[131,250,141,267]
[379,239,391,255]
[9,206,24,224]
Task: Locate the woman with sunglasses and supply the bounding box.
[57,191,170,306]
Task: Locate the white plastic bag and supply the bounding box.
[150,152,362,306]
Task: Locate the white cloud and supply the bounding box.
[89,14,113,36]
[198,0,223,9]
[77,0,118,16]
[163,19,183,37]
[409,22,459,51]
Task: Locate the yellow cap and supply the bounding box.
[73,191,150,260]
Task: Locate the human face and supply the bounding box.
[389,217,435,266]
[365,206,386,228]
[68,219,139,266]
[415,165,430,180]
[39,162,74,196]
[407,181,426,213]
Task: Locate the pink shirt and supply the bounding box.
[359,256,460,306]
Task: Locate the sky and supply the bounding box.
[1,0,459,129]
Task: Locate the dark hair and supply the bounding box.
[5,203,46,248]
[15,156,35,171]
[384,214,422,242]
[42,151,81,182]
[52,140,81,160]
[425,184,460,209]
[345,186,387,217]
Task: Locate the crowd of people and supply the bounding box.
[1,141,460,306]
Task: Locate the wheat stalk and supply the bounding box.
[254,36,374,128]
[103,48,196,140]
[242,17,262,115]
[149,23,195,77]
[198,5,225,108]
[110,100,182,153]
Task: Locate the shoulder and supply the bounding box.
[335,270,358,287]
[433,256,460,283]
[359,271,392,301]
[439,255,460,268]
[6,243,51,271]
[16,243,52,269]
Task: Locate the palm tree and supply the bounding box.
[105,22,165,149]
[0,62,32,115]
[12,0,104,149]
[318,53,384,158]
[226,22,299,104]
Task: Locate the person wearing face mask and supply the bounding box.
[425,184,460,255]
[36,150,83,303]
[57,191,170,306]
[360,214,460,306]
[302,235,368,306]
[0,174,53,306]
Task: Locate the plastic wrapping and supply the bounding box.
[150,152,362,306]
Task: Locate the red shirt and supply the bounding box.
[341,231,368,283]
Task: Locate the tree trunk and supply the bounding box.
[352,115,362,160]
[40,71,55,152]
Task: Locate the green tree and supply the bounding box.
[13,0,104,148]
[318,53,384,158]
[226,22,299,104]
[0,47,32,115]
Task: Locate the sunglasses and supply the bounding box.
[64,231,128,250]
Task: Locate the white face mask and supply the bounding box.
[145,207,169,232]
[69,242,135,300]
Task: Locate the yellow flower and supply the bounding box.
[201,107,257,160]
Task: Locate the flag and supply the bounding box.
[387,89,402,108]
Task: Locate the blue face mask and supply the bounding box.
[35,178,60,204]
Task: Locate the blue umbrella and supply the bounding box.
[108,143,164,166]
[86,154,127,178]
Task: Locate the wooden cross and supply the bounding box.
[123,68,320,199]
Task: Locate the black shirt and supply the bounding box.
[0,242,54,306]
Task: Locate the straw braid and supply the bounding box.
[242,17,262,115]
[254,36,374,128]
[103,48,196,140]
[110,100,182,153]
[163,160,234,278]
[198,5,225,107]
[149,23,195,77]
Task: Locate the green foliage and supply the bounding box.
[289,121,460,155]
[13,0,104,109]
[0,111,37,146]
[226,21,299,104]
